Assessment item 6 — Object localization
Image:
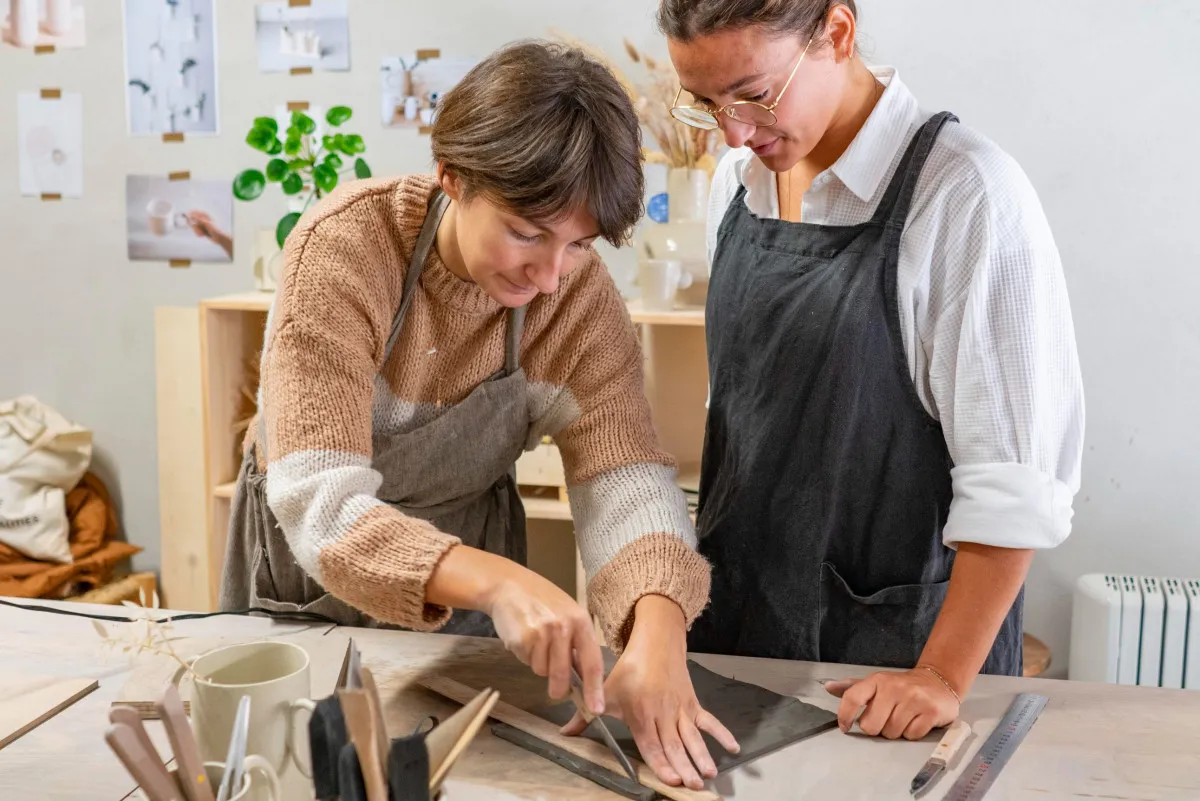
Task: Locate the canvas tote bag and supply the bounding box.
[0,396,93,563]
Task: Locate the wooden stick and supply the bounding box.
[418,676,720,801]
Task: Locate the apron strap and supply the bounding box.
[872,111,959,234]
[504,305,526,375]
[385,188,452,360]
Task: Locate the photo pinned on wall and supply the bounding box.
[17,91,83,198]
[2,0,86,50]
[123,0,219,136]
[381,53,478,129]
[255,0,349,73]
[126,175,233,263]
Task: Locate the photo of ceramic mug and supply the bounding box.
[172,641,317,799]
[146,199,189,236]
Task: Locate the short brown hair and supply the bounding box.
[657,0,858,43]
[431,40,644,248]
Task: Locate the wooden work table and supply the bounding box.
[2,598,1198,801]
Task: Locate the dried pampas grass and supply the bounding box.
[549,30,719,174]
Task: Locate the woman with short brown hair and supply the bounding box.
[220,40,737,789]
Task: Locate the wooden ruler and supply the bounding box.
[943,693,1048,800]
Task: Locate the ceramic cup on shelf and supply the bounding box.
[44,0,73,36]
[137,759,281,801]
[171,641,316,801]
[637,258,693,312]
[10,0,39,48]
[146,199,189,236]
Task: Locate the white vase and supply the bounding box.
[10,0,38,48]
[44,0,72,36]
[667,168,710,223]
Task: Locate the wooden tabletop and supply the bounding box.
[2,597,1198,801]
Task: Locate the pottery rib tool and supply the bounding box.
[109,706,166,772]
[909,719,972,797]
[418,674,720,801]
[105,722,183,801]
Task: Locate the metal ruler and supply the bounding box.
[942,692,1048,800]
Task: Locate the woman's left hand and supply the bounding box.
[559,595,740,789]
[824,668,960,740]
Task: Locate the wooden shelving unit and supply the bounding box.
[155,290,709,614]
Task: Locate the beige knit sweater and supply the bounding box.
[247,174,709,648]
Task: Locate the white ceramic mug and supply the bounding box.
[138,758,281,801]
[147,199,188,236]
[637,258,694,311]
[172,642,316,799]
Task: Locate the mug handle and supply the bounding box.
[678,269,694,290]
[239,754,282,801]
[286,698,317,779]
[168,656,200,694]
[175,211,191,229]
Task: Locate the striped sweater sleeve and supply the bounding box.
[260,182,459,630]
[550,265,712,651]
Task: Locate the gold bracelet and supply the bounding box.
[917,664,962,705]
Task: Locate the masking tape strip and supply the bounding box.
[290,66,313,75]
[286,101,310,111]
[168,171,191,181]
[40,88,62,99]
[162,132,185,143]
[34,44,55,54]
[169,259,191,268]
[40,193,62,201]
[416,49,441,60]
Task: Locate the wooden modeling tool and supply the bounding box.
[157,684,214,801]
[426,688,499,792]
[360,667,391,784]
[105,722,183,801]
[339,689,387,801]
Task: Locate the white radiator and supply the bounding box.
[1069,573,1200,688]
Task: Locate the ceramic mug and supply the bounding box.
[637,258,694,312]
[172,642,316,798]
[147,199,189,236]
[138,758,281,801]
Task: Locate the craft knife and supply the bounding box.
[909,719,971,797]
[569,666,639,784]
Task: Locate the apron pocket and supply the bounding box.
[818,562,949,669]
[250,544,363,626]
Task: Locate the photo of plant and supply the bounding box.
[123,0,219,136]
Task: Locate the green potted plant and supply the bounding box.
[233,106,372,247]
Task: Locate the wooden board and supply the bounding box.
[155,307,211,612]
[0,675,99,750]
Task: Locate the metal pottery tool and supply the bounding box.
[568,666,638,783]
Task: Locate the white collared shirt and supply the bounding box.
[706,66,1085,551]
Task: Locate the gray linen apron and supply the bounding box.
[219,188,530,637]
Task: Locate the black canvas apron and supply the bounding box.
[219,189,530,637]
[687,112,1023,675]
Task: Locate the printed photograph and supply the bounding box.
[381,54,478,128]
[17,92,83,198]
[126,175,233,263]
[124,0,219,136]
[2,0,85,50]
[255,0,349,73]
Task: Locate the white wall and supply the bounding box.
[2,1,1198,674]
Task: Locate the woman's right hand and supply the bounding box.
[484,570,607,715]
[426,544,606,715]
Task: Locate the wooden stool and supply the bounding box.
[1022,633,1051,677]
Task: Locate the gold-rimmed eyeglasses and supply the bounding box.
[670,37,813,130]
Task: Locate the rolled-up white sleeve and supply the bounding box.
[928,154,1085,550]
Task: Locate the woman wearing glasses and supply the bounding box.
[220,40,739,788]
[659,1,1084,742]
